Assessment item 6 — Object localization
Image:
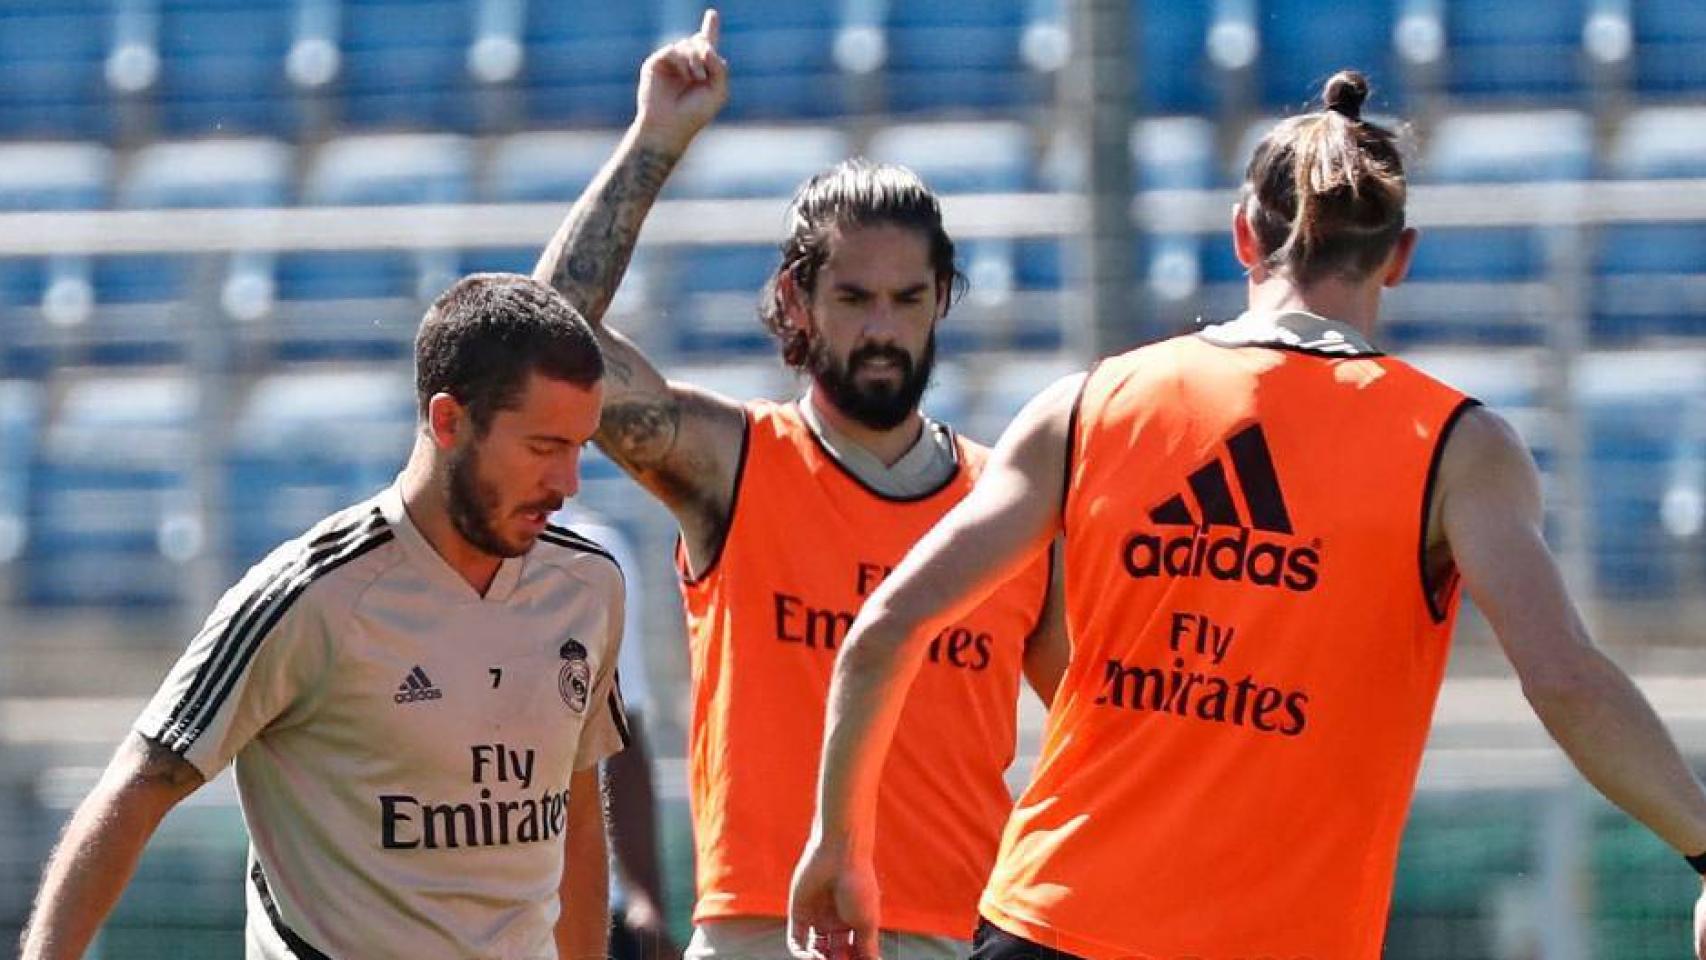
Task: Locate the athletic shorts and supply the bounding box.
[686,917,970,960]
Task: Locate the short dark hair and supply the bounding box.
[1242,70,1408,284]
[414,273,603,430]
[759,159,968,369]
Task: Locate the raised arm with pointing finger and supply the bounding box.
[533,8,745,573]
[534,12,1071,960]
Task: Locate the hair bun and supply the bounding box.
[1322,70,1369,121]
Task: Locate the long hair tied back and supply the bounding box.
[1242,70,1408,283]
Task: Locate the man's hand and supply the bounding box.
[787,836,880,960]
[620,893,682,960]
[635,9,729,156]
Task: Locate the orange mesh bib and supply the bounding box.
[982,336,1475,960]
[683,401,1050,938]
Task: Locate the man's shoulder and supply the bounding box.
[534,523,625,590]
[227,498,401,622]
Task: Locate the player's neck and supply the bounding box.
[398,449,503,596]
[1247,276,1381,341]
[805,388,925,468]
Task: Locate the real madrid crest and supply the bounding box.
[559,639,591,713]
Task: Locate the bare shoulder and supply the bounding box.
[1438,405,1538,495]
[1429,404,1543,553]
[1002,372,1087,449]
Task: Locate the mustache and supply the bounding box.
[519,498,564,515]
[850,344,913,372]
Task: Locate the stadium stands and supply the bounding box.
[0,381,40,569]
[1631,0,1706,97]
[1,4,1704,958]
[0,0,1692,619]
[883,0,1033,115]
[1440,0,1590,102]
[23,373,199,608]
[522,1,658,127]
[1597,106,1706,342]
[226,366,413,568]
[156,0,297,137]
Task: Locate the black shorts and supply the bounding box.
[970,919,1087,960]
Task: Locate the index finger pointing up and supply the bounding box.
[700,8,721,48]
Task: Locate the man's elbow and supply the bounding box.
[1518,645,1617,719]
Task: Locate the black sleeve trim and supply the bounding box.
[252,862,336,960]
[1061,362,1098,530]
[608,688,632,750]
[1419,397,1484,624]
[538,526,622,573]
[679,407,751,586]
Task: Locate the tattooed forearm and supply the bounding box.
[536,144,678,326]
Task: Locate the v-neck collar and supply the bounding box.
[378,483,524,604]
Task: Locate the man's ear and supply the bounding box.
[779,267,814,336]
[426,392,467,450]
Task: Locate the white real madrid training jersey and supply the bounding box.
[134,484,628,960]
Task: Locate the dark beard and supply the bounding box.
[446,438,527,559]
[808,333,935,430]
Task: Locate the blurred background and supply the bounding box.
[0,0,1703,957]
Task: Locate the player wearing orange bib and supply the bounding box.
[531,12,1066,960]
[791,72,1706,960]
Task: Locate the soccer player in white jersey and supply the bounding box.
[21,273,629,960]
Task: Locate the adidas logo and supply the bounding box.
[1123,423,1322,593]
[394,666,444,704]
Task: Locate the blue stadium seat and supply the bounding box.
[1609,106,1706,181]
[867,121,1033,193]
[1579,352,1706,599]
[157,0,295,135]
[458,247,537,277]
[1423,110,1595,183]
[306,132,475,205]
[485,130,623,202]
[1442,0,1588,101]
[0,4,111,138]
[670,126,850,199]
[884,0,1030,114]
[1136,0,1215,114]
[25,374,198,608]
[1631,0,1706,96]
[0,142,113,211]
[698,0,846,120]
[227,367,413,570]
[669,244,776,356]
[120,138,293,209]
[964,356,1078,446]
[1041,116,1217,308]
[0,143,113,370]
[286,134,469,360]
[0,380,40,570]
[1593,223,1706,344]
[1398,110,1592,346]
[1257,0,1398,110]
[269,249,427,361]
[1595,108,1706,343]
[340,0,475,130]
[522,1,658,127]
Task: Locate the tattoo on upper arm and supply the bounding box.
[598,398,683,472]
[548,146,677,324]
[126,734,203,792]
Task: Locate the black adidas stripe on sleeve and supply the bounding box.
[152,510,392,754]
